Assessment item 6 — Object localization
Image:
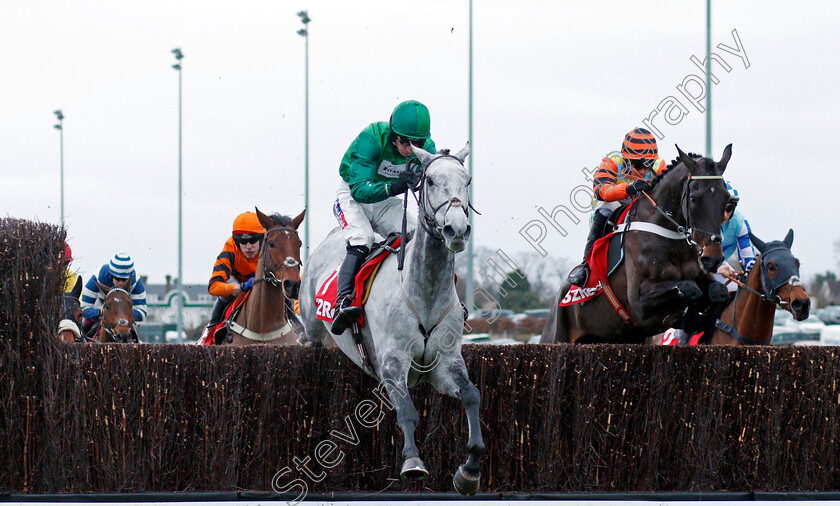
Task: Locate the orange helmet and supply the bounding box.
[621,127,658,162]
[232,212,265,236]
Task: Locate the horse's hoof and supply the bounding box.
[453,465,480,496]
[400,457,428,480]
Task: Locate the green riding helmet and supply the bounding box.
[389,100,431,140]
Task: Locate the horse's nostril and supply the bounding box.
[443,225,455,240]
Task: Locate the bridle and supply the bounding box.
[641,174,724,253]
[716,244,803,345]
[99,287,136,343]
[228,224,301,342]
[408,150,477,242]
[255,225,302,298]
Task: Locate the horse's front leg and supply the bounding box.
[379,352,427,480]
[444,357,485,495]
[636,278,703,321]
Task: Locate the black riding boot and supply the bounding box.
[330,245,370,335]
[567,208,612,286]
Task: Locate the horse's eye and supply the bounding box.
[767,263,777,273]
[269,241,275,248]
[689,196,697,204]
[427,178,435,187]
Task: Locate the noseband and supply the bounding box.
[411,151,475,241]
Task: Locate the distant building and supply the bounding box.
[141,275,213,335]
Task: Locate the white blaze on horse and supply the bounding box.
[299,142,485,496]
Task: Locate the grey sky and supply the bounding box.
[3,1,838,290]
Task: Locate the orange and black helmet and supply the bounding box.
[621,127,658,163]
[232,212,266,236]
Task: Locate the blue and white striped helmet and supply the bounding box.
[724,181,740,203]
[109,251,135,279]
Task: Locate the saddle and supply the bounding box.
[198,291,252,345]
[315,234,404,328]
[560,203,634,317]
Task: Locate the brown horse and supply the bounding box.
[93,281,138,343]
[702,229,809,345]
[227,208,305,346]
[541,145,733,344]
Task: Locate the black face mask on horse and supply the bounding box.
[542,144,733,344]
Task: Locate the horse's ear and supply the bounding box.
[412,145,434,166]
[749,231,766,254]
[291,209,306,230]
[71,280,83,299]
[676,144,697,173]
[783,228,794,249]
[717,144,733,174]
[454,141,471,163]
[254,207,274,231]
[95,279,110,294]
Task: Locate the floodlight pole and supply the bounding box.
[465,0,475,317]
[53,110,65,227]
[705,0,712,157]
[298,11,311,263]
[172,48,185,343]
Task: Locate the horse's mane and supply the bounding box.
[269,213,293,227]
[649,152,707,188]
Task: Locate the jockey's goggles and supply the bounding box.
[235,234,264,245]
[112,275,129,282]
[397,135,425,148]
[724,202,737,214]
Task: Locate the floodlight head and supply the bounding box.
[297,29,307,37]
[297,11,310,24]
[172,64,181,70]
[171,48,183,59]
[54,124,61,130]
[53,110,63,120]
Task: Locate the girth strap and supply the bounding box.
[714,319,767,346]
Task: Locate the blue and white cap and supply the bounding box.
[724,181,740,202]
[109,251,135,279]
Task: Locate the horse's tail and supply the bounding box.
[540,285,564,344]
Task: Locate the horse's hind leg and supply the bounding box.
[380,353,427,480]
[430,357,485,496]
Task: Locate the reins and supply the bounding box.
[639,174,724,252]
[395,150,473,342]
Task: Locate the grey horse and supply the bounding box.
[299,143,485,495]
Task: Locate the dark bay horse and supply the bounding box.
[541,145,733,344]
[94,282,138,343]
[227,208,305,346]
[58,281,88,343]
[707,230,810,345]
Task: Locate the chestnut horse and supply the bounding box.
[704,229,809,345]
[93,282,138,343]
[227,208,305,346]
[541,145,732,344]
